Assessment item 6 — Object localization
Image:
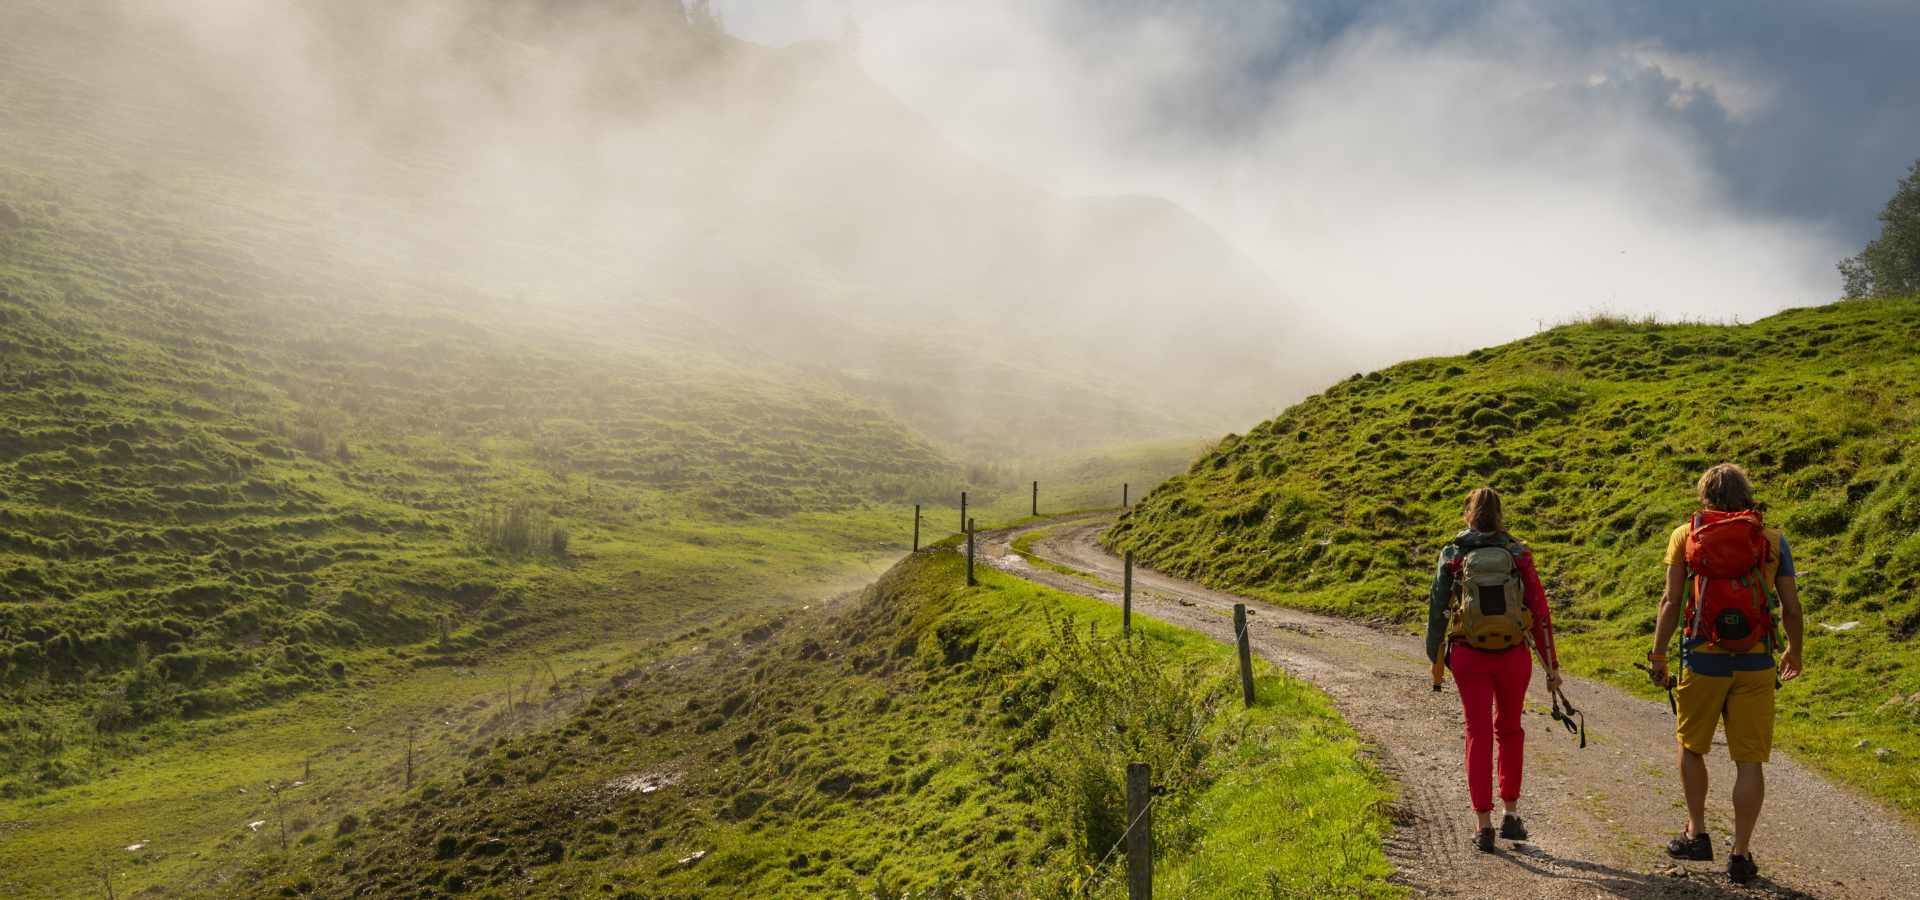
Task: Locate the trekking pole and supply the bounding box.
[1550,686,1587,749]
[1633,663,1677,715]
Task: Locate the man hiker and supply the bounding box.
[1646,463,1804,885]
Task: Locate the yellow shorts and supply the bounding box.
[1675,665,1776,763]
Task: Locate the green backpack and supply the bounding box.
[1448,540,1533,651]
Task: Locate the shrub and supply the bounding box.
[1026,617,1224,869]
[91,684,134,732]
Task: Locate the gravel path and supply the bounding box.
[979,514,1920,899]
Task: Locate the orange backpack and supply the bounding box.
[1682,509,1778,654]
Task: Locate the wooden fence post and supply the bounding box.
[1126,762,1152,900]
[960,491,967,533]
[966,518,976,586]
[1123,482,1129,508]
[268,781,289,853]
[1031,481,1038,517]
[1233,604,1255,708]
[1123,550,1133,638]
[912,504,920,551]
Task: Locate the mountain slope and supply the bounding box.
[0,4,1257,893]
[0,0,1311,455]
[0,148,955,774]
[1110,298,1920,815]
[218,546,1392,898]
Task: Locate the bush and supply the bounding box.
[474,500,568,558]
[91,684,134,732]
[1026,617,1224,868]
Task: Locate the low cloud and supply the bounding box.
[725,0,1875,365]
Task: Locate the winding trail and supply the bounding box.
[978,513,1920,899]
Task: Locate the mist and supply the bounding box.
[4,0,1330,458]
[5,0,1879,452]
[723,0,1867,367]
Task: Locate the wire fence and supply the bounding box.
[1075,610,1257,898]
[948,495,1262,899]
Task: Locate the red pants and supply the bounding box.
[1448,644,1531,813]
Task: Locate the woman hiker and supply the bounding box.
[1426,487,1563,852]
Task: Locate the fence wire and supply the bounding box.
[1076,610,1256,898]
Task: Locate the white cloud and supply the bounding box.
[720,0,1847,368]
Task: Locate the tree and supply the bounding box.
[1840,158,1920,298]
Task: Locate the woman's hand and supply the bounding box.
[1546,668,1564,693]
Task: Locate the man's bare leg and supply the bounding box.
[1680,744,1710,837]
[1731,761,1765,856]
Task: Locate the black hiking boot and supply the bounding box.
[1473,827,1496,853]
[1667,831,1713,861]
[1499,813,1528,842]
[1728,853,1759,885]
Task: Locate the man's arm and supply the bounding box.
[1648,563,1687,684]
[1777,575,1804,681]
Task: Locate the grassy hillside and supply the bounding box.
[0,154,990,897]
[0,3,1274,893]
[0,161,954,764]
[219,545,1393,899]
[1110,298,1920,815]
[0,156,1199,898]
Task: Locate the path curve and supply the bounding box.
[979,514,1920,899]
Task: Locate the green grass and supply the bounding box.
[0,170,955,759]
[219,545,1394,898]
[0,510,905,899]
[0,68,966,898]
[0,146,1205,895]
[1110,298,1920,816]
[0,8,1278,895]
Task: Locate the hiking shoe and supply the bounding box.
[1499,813,1528,842]
[1473,827,1496,853]
[1666,831,1713,861]
[1728,853,1758,885]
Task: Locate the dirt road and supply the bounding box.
[979,514,1920,899]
